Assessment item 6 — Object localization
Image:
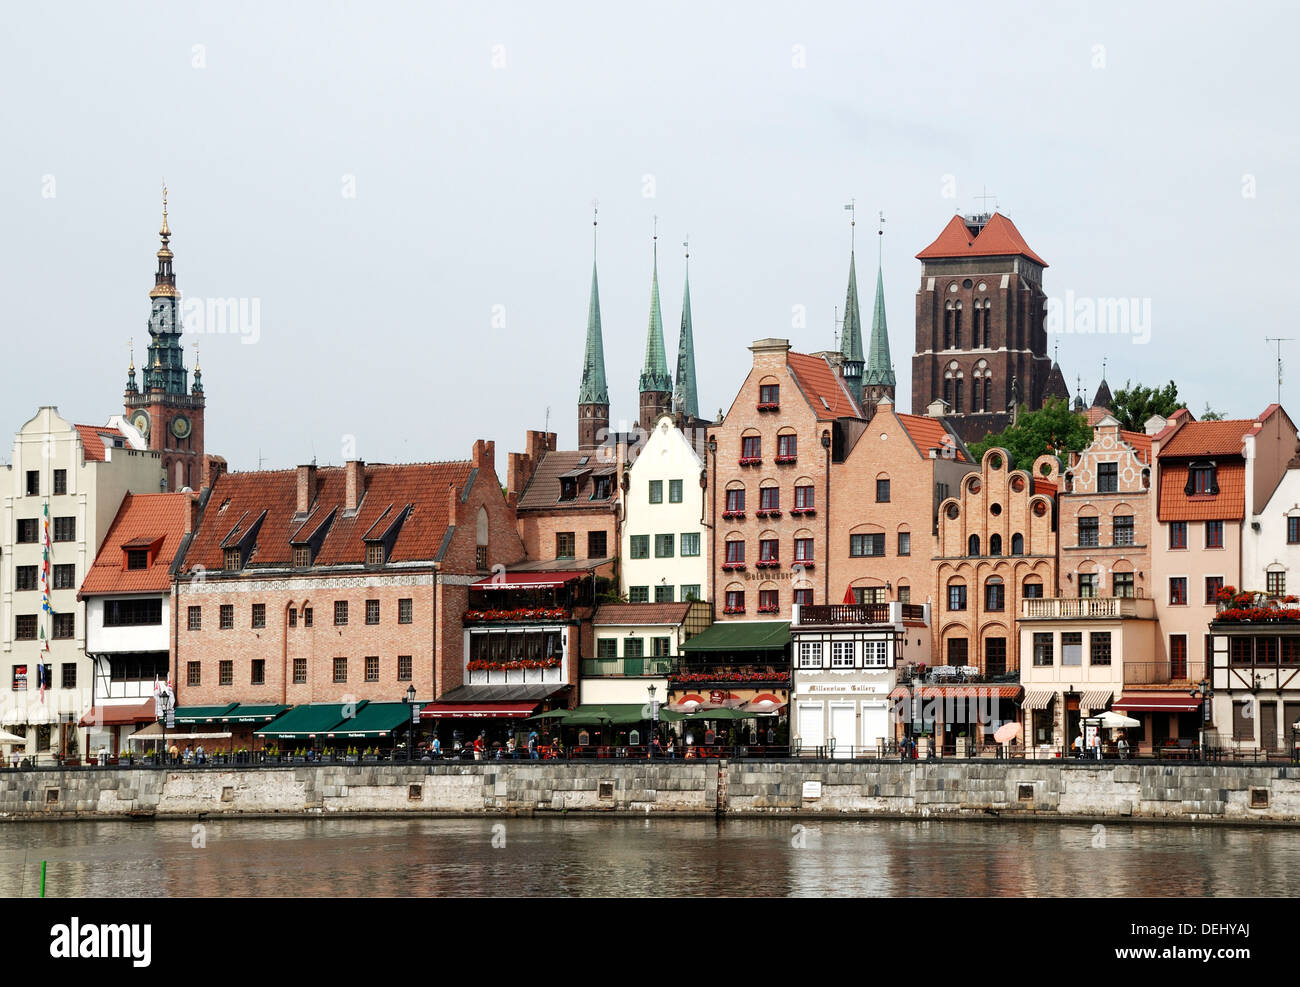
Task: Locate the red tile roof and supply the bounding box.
[593,602,694,626]
[184,462,475,571]
[1119,430,1152,464]
[74,424,126,463]
[896,413,968,462]
[1159,419,1254,458]
[916,212,1047,267]
[79,492,194,596]
[516,450,619,513]
[786,352,862,420]
[1158,462,1245,521]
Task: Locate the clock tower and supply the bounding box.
[125,188,206,491]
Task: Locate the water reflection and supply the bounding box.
[1,818,1296,897]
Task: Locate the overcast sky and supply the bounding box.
[2,1,1296,471]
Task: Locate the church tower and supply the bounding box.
[577,210,609,452]
[862,260,896,421]
[638,231,672,427]
[674,243,700,423]
[839,244,865,409]
[124,188,206,491]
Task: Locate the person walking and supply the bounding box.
[528,730,539,760]
[431,736,441,758]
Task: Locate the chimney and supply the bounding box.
[447,482,460,523]
[926,399,948,418]
[748,337,792,372]
[472,439,495,472]
[296,464,316,513]
[184,491,200,533]
[201,454,227,491]
[345,460,365,511]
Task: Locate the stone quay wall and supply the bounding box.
[2,760,1300,824]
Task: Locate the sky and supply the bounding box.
[2,1,1297,471]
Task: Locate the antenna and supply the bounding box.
[592,197,598,252]
[544,405,551,435]
[975,187,996,215]
[1265,337,1292,408]
[257,448,266,470]
[833,306,840,350]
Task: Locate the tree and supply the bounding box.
[968,398,1094,470]
[1200,403,1226,421]
[1109,380,1181,431]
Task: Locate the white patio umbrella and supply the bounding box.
[0,729,26,743]
[1097,710,1140,729]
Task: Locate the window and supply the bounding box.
[1090,632,1112,666]
[390,654,410,682]
[219,660,233,686]
[558,478,577,502]
[333,657,347,683]
[777,434,797,459]
[725,488,746,513]
[985,637,1007,675]
[366,599,380,625]
[53,613,74,639]
[624,637,645,658]
[25,471,38,496]
[365,656,379,682]
[760,383,780,405]
[1078,516,1099,548]
[15,566,37,591]
[948,583,967,611]
[1062,632,1083,667]
[1113,515,1134,546]
[855,587,887,604]
[794,588,813,606]
[655,584,674,603]
[989,533,1002,556]
[1033,633,1054,666]
[649,480,663,504]
[293,658,307,684]
[288,606,298,628]
[984,579,1004,612]
[11,665,28,690]
[864,640,890,667]
[223,547,241,571]
[630,586,649,603]
[655,534,675,558]
[760,486,779,511]
[124,549,148,571]
[187,606,201,630]
[1170,577,1187,606]
[1206,576,1224,605]
[476,545,488,569]
[725,589,745,613]
[794,485,814,510]
[187,661,201,686]
[630,535,650,559]
[897,531,911,556]
[850,533,885,557]
[725,541,745,564]
[1011,533,1024,555]
[53,469,67,495]
[652,637,671,657]
[1171,635,1188,679]
[334,601,348,625]
[1205,520,1224,549]
[252,603,266,629]
[669,479,683,503]
[293,546,311,568]
[898,586,911,604]
[304,607,313,627]
[967,534,980,556]
[876,478,890,502]
[1023,580,1043,599]
[588,531,607,558]
[759,539,779,562]
[399,598,413,624]
[680,533,700,557]
[62,663,77,689]
[1114,572,1135,598]
[1267,571,1286,596]
[831,641,854,668]
[104,599,162,626]
[1098,462,1118,493]
[1078,573,1097,599]
[16,519,37,543]
[947,638,968,667]
[742,436,761,459]
[1289,516,1300,544]
[366,542,386,566]
[591,475,612,500]
[758,589,778,613]
[798,642,823,669]
[794,538,814,562]
[51,563,74,589]
[597,639,619,659]
[1170,522,1187,549]
[681,584,701,601]
[53,516,75,542]
[252,659,265,685]
[1188,465,1217,495]
[556,532,576,559]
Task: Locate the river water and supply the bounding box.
[2,817,1296,897]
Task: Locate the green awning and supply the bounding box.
[680,621,790,653]
[526,709,570,721]
[660,707,755,722]
[325,702,413,739]
[174,703,238,725]
[255,703,353,738]
[562,704,649,727]
[222,704,289,724]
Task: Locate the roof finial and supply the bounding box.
[194,340,200,371]
[128,336,135,372]
[844,199,855,251]
[592,197,598,253]
[877,210,885,265]
[1101,355,1107,380]
[160,181,170,239]
[1054,339,1059,364]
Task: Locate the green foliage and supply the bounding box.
[1200,403,1226,421]
[968,398,1093,470]
[1110,380,1181,431]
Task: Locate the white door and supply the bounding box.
[798,703,824,754]
[862,704,889,754]
[831,703,856,758]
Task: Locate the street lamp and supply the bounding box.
[647,683,659,757]
[1189,679,1212,760]
[405,684,419,762]
[156,688,174,766]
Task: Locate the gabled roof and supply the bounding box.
[1159,419,1255,458]
[184,462,475,571]
[1118,429,1153,464]
[79,492,193,596]
[786,352,862,420]
[916,212,1047,267]
[896,413,969,462]
[593,602,694,626]
[516,450,617,513]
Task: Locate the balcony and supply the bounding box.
[795,603,926,626]
[581,657,674,677]
[671,664,790,687]
[1020,597,1154,620]
[1123,660,1207,685]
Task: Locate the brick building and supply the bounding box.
[173,442,523,727]
[911,212,1057,444]
[707,338,866,621]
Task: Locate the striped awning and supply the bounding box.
[1081,690,1113,711]
[1021,690,1056,710]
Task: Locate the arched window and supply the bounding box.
[968,533,980,557]
[1011,533,1024,555]
[943,377,952,407]
[982,376,991,412]
[954,378,963,414]
[943,303,953,349]
[953,302,963,347]
[989,533,1002,556]
[972,304,981,347]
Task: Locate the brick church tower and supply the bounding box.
[638,235,673,428]
[911,212,1053,443]
[124,189,206,491]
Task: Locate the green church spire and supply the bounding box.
[639,235,671,396]
[674,244,699,420]
[578,255,608,405]
[840,249,864,366]
[864,263,895,388]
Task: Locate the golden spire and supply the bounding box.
[160,182,170,239]
[193,341,200,372]
[128,337,135,372]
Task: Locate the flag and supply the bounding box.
[37,662,46,703]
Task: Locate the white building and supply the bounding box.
[584,600,713,707]
[620,416,709,604]
[1243,448,1300,600]
[0,408,161,760]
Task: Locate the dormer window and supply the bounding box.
[559,478,578,501]
[366,542,387,566]
[1186,463,1218,495]
[126,549,149,571]
[591,475,612,500]
[223,547,241,571]
[293,546,311,568]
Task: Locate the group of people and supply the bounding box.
[164,743,207,765]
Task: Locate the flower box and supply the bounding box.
[467,657,562,672]
[722,510,746,520]
[722,562,747,571]
[756,560,780,569]
[774,455,797,465]
[756,402,780,412]
[757,606,779,614]
[790,507,816,517]
[723,607,746,615]
[738,457,762,467]
[464,607,568,622]
[793,560,814,569]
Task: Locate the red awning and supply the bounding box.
[888,685,1022,700]
[79,700,156,727]
[1113,695,1200,713]
[470,572,584,589]
[420,701,538,719]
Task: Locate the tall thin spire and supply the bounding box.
[578,202,609,406]
[839,203,865,407]
[639,219,671,396]
[674,238,699,420]
[865,261,896,389]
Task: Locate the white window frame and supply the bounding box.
[830,641,854,668]
[798,641,823,669]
